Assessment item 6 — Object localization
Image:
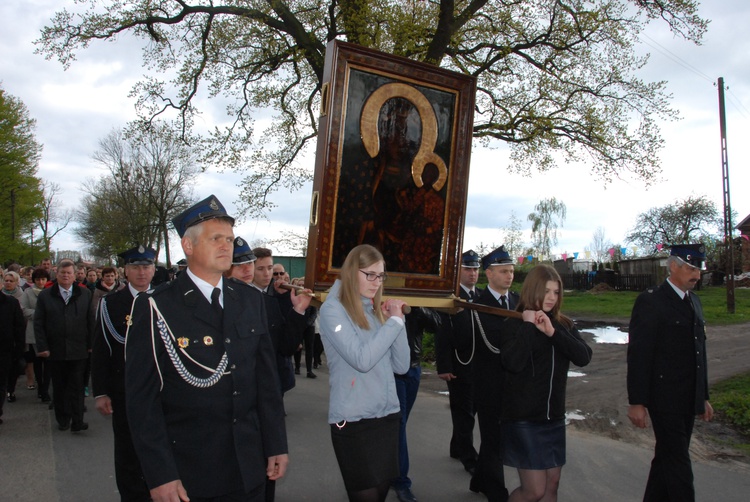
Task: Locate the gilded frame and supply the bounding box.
[305,41,476,297]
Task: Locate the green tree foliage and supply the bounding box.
[75,122,199,265]
[625,194,721,252]
[0,85,44,263]
[528,197,567,258]
[35,1,708,217]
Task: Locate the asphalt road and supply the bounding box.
[1,365,749,502]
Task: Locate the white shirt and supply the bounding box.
[58,285,73,302]
[666,277,689,300]
[186,268,224,307]
[486,285,509,304]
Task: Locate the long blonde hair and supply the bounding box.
[516,264,573,329]
[338,244,386,329]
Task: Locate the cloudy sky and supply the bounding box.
[2,1,749,262]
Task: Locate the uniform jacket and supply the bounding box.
[91,286,138,398]
[260,285,307,393]
[435,286,482,378]
[125,272,287,497]
[319,280,410,424]
[0,293,25,360]
[627,280,709,415]
[34,284,94,360]
[470,288,519,414]
[500,317,592,422]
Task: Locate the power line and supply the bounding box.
[725,86,750,120]
[639,33,713,84]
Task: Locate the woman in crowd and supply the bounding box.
[20,268,52,403]
[319,244,410,502]
[500,264,592,502]
[3,271,25,403]
[2,271,24,300]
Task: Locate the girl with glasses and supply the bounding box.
[319,244,410,502]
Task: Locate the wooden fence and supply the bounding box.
[559,271,655,292]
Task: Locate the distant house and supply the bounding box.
[737,213,750,273]
[618,255,667,284]
[552,258,596,275]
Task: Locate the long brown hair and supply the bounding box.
[516,264,573,329]
[338,244,386,329]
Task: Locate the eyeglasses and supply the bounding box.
[360,270,388,282]
[273,272,285,276]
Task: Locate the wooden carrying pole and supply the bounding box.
[452,298,524,320]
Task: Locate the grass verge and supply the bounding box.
[561,286,750,325]
[710,372,750,453]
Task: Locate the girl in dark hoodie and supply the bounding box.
[500,264,592,502]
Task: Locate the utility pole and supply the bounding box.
[718,77,735,313]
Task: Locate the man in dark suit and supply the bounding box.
[628,244,713,502]
[92,245,157,501]
[436,250,482,475]
[35,259,95,433]
[125,195,289,502]
[469,246,518,502]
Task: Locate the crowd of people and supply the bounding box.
[0,194,712,502]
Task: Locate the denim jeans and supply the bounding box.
[392,365,421,490]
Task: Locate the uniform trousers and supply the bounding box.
[48,359,87,428]
[644,410,696,502]
[110,392,150,501]
[472,410,509,502]
[189,481,264,502]
[446,375,477,466]
[393,366,421,490]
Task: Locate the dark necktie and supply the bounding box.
[500,295,508,309]
[211,287,223,328]
[684,293,694,311]
[469,290,476,302]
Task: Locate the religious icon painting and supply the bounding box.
[306,40,477,298]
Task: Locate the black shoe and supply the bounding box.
[41,395,51,403]
[469,476,483,494]
[7,393,16,403]
[71,422,89,433]
[394,488,418,502]
[58,422,70,431]
[307,371,317,379]
[294,368,300,375]
[461,459,477,476]
[313,363,319,369]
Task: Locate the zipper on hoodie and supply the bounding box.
[546,346,555,420]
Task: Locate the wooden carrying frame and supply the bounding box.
[305,40,476,298]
